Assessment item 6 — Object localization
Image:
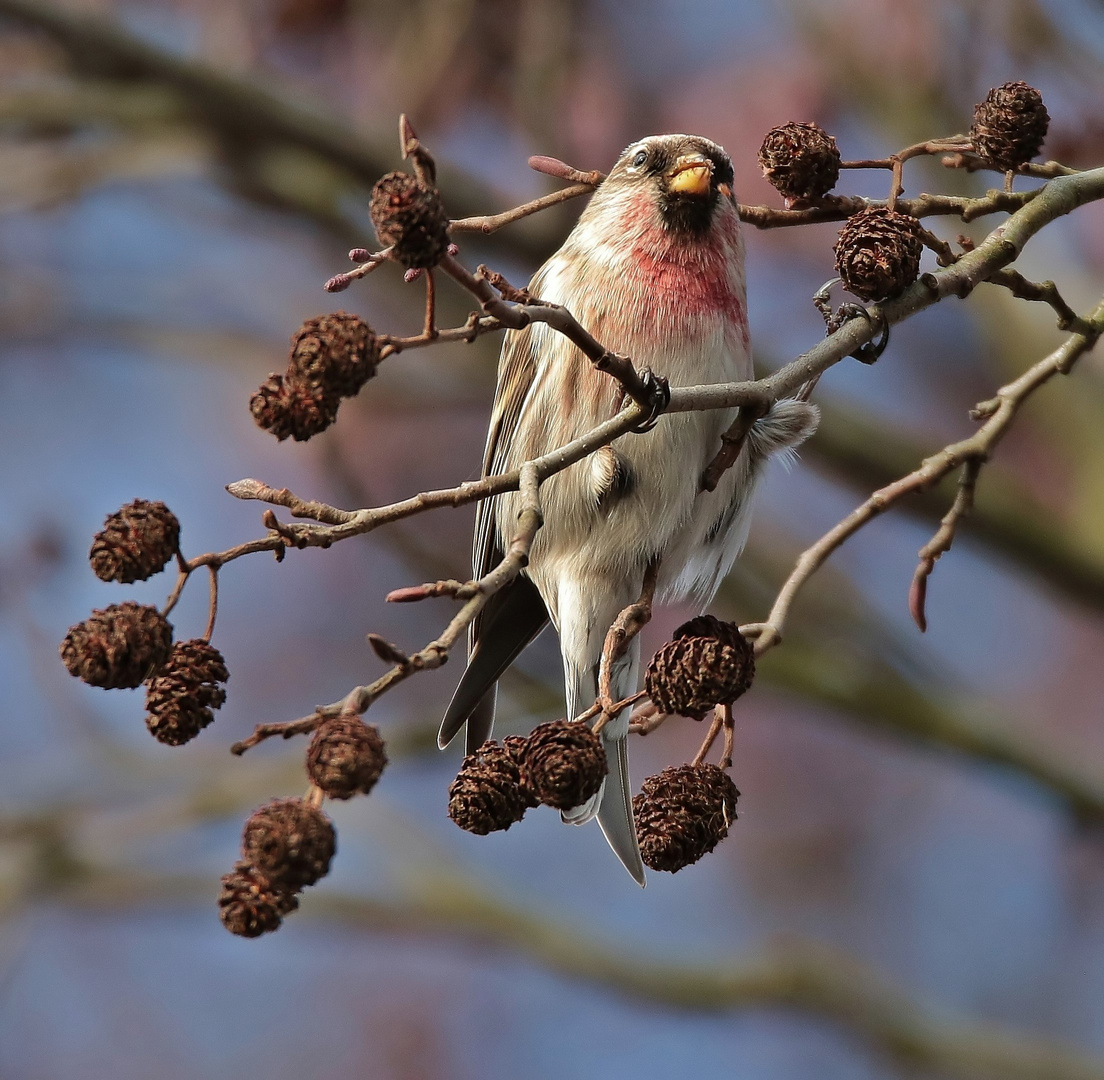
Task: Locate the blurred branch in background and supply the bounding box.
[0,769,1099,1080]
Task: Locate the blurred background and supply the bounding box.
[1,0,1104,1077]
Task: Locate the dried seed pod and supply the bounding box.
[60,602,173,689]
[369,171,450,269]
[249,372,339,442]
[834,206,923,302]
[90,499,180,583]
[671,614,749,651]
[757,121,841,201]
[288,312,380,400]
[633,763,740,872]
[518,719,607,812]
[218,861,298,938]
[144,639,229,746]
[644,618,754,720]
[971,81,1049,172]
[241,798,336,890]
[306,714,388,800]
[447,741,529,834]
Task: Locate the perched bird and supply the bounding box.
[438,134,818,884]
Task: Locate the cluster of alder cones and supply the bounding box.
[759,80,1049,302]
[57,497,756,934]
[59,81,1052,932]
[60,499,229,746]
[449,615,753,874]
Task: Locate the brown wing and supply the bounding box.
[472,322,540,582]
[438,323,550,752]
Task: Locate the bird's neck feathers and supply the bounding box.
[561,187,747,338]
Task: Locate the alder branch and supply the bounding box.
[743,296,1104,653]
[185,163,1104,756]
[231,462,545,754]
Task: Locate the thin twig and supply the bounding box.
[909,459,981,633]
[691,709,725,767]
[592,562,660,732]
[742,298,1104,654]
[202,566,219,642]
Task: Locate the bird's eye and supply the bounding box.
[631,149,648,168]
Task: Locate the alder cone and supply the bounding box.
[90,499,180,583]
[369,171,450,269]
[60,602,173,689]
[644,617,754,720]
[834,206,923,302]
[518,719,606,811]
[633,763,740,872]
[758,121,841,201]
[288,312,380,399]
[306,714,388,799]
[971,81,1049,171]
[249,372,339,442]
[144,639,229,746]
[447,741,529,834]
[241,798,336,890]
[218,861,298,938]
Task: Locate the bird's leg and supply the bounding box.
[629,369,671,433]
[592,559,660,732]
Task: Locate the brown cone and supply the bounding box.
[60,602,173,689]
[758,121,841,201]
[144,639,229,746]
[90,499,180,583]
[644,619,754,721]
[633,763,740,872]
[241,798,336,890]
[369,172,450,269]
[518,719,607,812]
[218,860,298,938]
[306,714,388,799]
[288,312,380,399]
[447,740,530,834]
[250,372,340,442]
[834,206,923,302]
[971,81,1049,172]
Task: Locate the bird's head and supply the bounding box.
[598,134,736,236]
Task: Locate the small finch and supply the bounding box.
[438,135,818,884]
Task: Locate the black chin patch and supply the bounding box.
[659,191,717,235]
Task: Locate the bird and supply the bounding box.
[438,134,818,884]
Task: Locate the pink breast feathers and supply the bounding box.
[619,191,747,340]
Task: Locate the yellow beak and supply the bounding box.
[667,156,713,197]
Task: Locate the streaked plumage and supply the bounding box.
[439,135,818,884]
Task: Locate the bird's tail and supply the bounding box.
[561,639,645,886]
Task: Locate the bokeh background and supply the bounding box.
[2,1,1104,1077]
